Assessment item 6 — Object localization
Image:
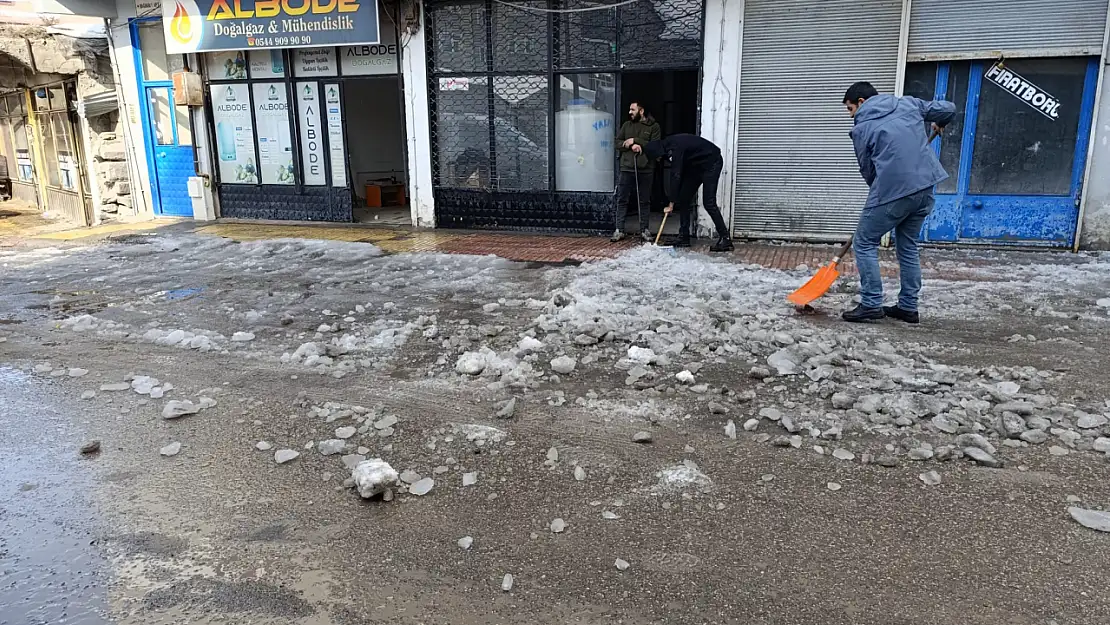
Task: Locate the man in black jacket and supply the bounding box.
[613,102,661,242]
[644,134,733,252]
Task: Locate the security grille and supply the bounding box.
[425,0,706,231]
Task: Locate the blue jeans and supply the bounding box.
[853,188,935,312]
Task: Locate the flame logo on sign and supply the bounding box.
[169,2,193,46]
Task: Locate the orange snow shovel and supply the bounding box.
[787,238,853,307]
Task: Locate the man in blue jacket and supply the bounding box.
[841,81,956,324]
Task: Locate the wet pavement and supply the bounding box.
[0,367,110,625]
[1,228,1109,624]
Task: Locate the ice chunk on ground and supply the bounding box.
[462,472,478,486]
[550,356,577,374]
[160,442,182,457]
[335,426,357,439]
[318,439,346,456]
[615,559,630,571]
[675,370,695,384]
[80,390,96,400]
[67,368,88,378]
[919,471,942,486]
[100,382,131,391]
[550,518,567,533]
[655,464,711,492]
[274,449,300,464]
[162,400,201,419]
[409,477,435,496]
[501,574,514,592]
[352,459,398,498]
[231,332,255,342]
[455,352,487,375]
[627,346,657,365]
[1069,507,1110,532]
[458,536,473,550]
[256,441,273,451]
[517,336,544,352]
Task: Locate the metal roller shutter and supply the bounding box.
[732,0,902,240]
[908,0,1109,59]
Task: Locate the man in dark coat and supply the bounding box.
[644,134,733,252]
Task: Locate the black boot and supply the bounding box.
[709,236,734,252]
[842,304,884,323]
[673,234,692,248]
[883,305,920,324]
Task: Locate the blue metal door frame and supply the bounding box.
[922,57,1099,247]
[130,17,195,217]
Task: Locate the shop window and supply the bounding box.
[969,57,1088,196]
[175,102,192,146]
[555,73,615,192]
[12,116,32,181]
[556,0,615,69]
[493,76,549,190]
[937,61,970,194]
[138,22,183,82]
[250,50,286,78]
[207,51,248,80]
[251,83,294,185]
[51,114,77,190]
[492,1,546,72]
[210,83,258,184]
[148,87,174,145]
[39,112,60,188]
[435,78,492,189]
[617,0,702,70]
[429,3,488,73]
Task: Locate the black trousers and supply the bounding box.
[615,169,653,233]
[676,155,729,238]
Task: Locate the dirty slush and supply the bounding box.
[2,232,1110,624]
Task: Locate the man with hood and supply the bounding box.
[643,134,733,252]
[841,81,956,324]
[613,102,662,242]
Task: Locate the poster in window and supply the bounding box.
[324,83,347,187]
[294,48,338,77]
[210,83,257,183]
[296,82,326,185]
[205,51,247,80]
[251,83,294,185]
[339,27,397,76]
[249,50,286,78]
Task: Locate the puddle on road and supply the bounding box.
[0,367,112,624]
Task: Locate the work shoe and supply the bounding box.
[610,230,625,242]
[673,234,692,248]
[841,305,885,323]
[709,236,734,252]
[883,305,920,324]
[641,229,653,243]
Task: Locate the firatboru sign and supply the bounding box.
[985,61,1061,121]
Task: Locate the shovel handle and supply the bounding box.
[654,211,669,246]
[832,237,853,263]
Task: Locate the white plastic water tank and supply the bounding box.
[555,100,614,192]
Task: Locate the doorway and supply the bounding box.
[344,76,409,226]
[618,69,699,235]
[132,19,196,218]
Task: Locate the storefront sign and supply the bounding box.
[210,83,258,183]
[252,82,294,184]
[162,0,380,54]
[296,82,326,185]
[137,0,162,16]
[985,62,1061,121]
[339,27,397,76]
[294,47,337,76]
[324,83,347,187]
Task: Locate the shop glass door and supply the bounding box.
[908,57,1099,246]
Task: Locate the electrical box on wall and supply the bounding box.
[172,71,204,106]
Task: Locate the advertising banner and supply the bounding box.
[162,0,379,54]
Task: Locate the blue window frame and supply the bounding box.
[906,57,1099,247]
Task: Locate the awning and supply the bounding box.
[77,90,118,118]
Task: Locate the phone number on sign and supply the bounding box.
[248,36,313,47]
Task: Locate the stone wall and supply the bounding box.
[88,111,131,218]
